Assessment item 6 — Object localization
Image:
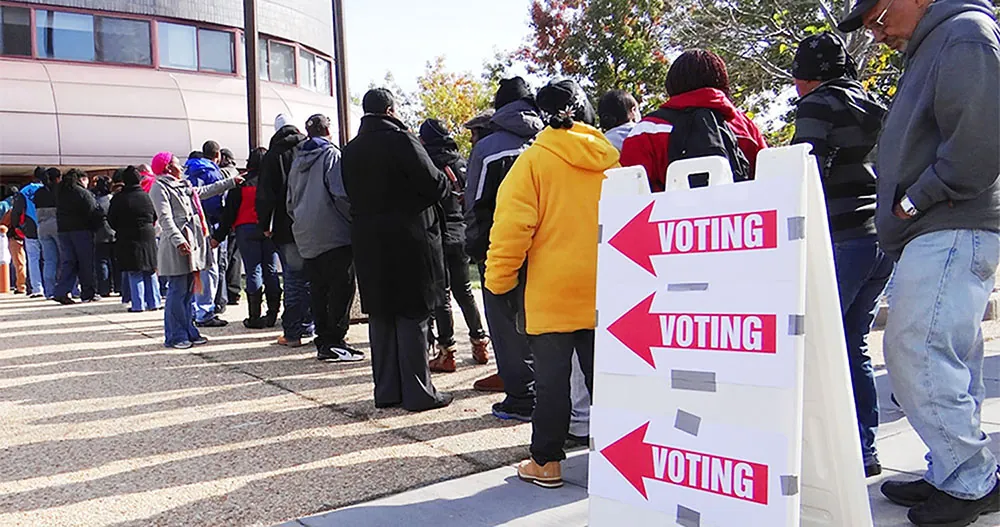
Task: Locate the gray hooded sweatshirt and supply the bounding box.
[876,0,1000,260]
[286,136,352,259]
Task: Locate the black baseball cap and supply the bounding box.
[838,0,880,32]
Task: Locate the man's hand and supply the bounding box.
[177,242,192,255]
[263,230,272,238]
[210,238,220,249]
[893,203,911,220]
[233,175,245,186]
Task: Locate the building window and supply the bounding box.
[36,10,95,62]
[198,28,233,73]
[95,17,151,65]
[299,49,331,95]
[258,37,269,80]
[268,40,295,84]
[158,22,196,70]
[0,6,31,57]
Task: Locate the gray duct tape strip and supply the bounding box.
[788,217,806,240]
[595,309,599,326]
[667,283,710,292]
[788,314,806,336]
[597,224,604,244]
[674,409,702,437]
[677,505,701,527]
[671,370,717,392]
[781,475,800,496]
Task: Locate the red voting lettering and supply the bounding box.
[609,202,779,275]
[601,422,769,504]
[608,294,777,368]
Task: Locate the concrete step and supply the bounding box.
[872,290,1000,331]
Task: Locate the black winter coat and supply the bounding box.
[342,114,450,317]
[56,182,103,233]
[257,126,306,245]
[107,184,158,272]
[424,140,468,248]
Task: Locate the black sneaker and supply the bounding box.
[882,478,938,507]
[491,402,532,422]
[195,317,229,328]
[317,343,365,362]
[81,295,102,303]
[865,463,883,478]
[53,296,76,305]
[907,481,999,527]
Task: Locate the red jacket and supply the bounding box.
[620,88,768,192]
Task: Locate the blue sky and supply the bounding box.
[343,0,534,96]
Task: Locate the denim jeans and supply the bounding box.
[479,263,535,414]
[193,231,221,323]
[884,230,999,500]
[24,238,44,296]
[277,243,314,339]
[833,235,894,466]
[54,231,96,300]
[95,242,114,297]
[39,235,59,298]
[127,271,161,312]
[121,271,132,304]
[164,273,200,346]
[528,330,595,465]
[236,225,280,294]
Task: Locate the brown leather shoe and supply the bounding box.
[517,458,562,488]
[277,335,310,348]
[473,373,504,392]
[429,343,457,373]
[471,336,490,364]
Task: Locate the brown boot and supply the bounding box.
[471,336,490,364]
[429,343,457,373]
[473,373,504,392]
[517,458,563,488]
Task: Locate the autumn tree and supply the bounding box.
[519,0,671,109]
[415,57,495,157]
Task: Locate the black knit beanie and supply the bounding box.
[494,77,533,110]
[536,79,596,130]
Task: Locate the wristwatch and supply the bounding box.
[899,196,919,217]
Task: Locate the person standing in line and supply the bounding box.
[258,114,314,347]
[33,168,61,299]
[52,170,102,304]
[464,78,545,421]
[185,141,229,327]
[213,148,281,329]
[108,166,160,312]
[287,114,364,362]
[418,118,490,372]
[4,184,26,295]
[486,79,619,488]
[13,169,46,298]
[597,90,641,151]
[218,148,244,307]
[341,89,453,412]
[791,32,892,479]
[92,176,117,298]
[150,152,239,349]
[838,0,1000,524]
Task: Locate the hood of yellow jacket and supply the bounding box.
[533,122,620,172]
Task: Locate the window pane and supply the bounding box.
[258,37,269,80]
[269,41,295,84]
[198,28,233,73]
[36,10,95,61]
[316,56,331,95]
[0,6,31,57]
[158,22,196,70]
[95,17,150,65]
[299,50,316,90]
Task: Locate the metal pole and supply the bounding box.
[244,0,262,152]
[332,0,351,146]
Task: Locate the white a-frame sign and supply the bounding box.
[589,145,874,526]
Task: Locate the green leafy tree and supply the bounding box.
[414,57,495,157]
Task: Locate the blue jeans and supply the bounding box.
[54,231,96,300]
[884,230,999,500]
[39,235,59,298]
[833,235,894,466]
[127,271,161,312]
[236,225,279,294]
[193,232,221,323]
[277,243,314,339]
[24,238,43,296]
[164,274,200,346]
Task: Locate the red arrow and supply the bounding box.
[600,422,770,504]
[607,293,659,368]
[608,202,659,276]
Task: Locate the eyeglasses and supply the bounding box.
[867,0,898,31]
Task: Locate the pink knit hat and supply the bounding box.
[151,151,174,175]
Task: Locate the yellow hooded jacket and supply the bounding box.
[485,122,620,335]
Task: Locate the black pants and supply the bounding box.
[479,263,535,414]
[95,242,115,297]
[304,245,356,350]
[433,245,486,345]
[529,330,595,465]
[226,230,243,301]
[368,313,445,411]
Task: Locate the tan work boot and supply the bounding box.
[277,335,309,348]
[471,336,490,364]
[473,373,504,392]
[517,458,563,488]
[429,343,457,373]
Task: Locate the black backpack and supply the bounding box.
[651,107,752,187]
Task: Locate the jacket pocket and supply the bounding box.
[971,231,1000,282]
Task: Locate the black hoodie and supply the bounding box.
[257,125,306,245]
[421,133,468,247]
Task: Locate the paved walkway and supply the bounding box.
[1,293,998,526]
